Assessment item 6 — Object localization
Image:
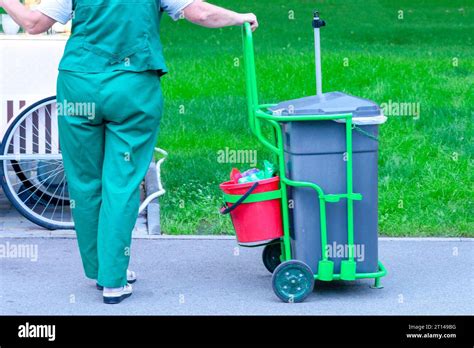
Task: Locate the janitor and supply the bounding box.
[1,0,258,304]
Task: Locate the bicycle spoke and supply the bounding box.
[19,167,64,204]
[14,165,65,195]
[30,168,65,211]
[40,173,66,217]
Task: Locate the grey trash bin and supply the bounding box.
[269,92,387,274]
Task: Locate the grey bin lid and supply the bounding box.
[268,92,387,125]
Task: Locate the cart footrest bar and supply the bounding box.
[324,193,362,202]
[314,260,387,280]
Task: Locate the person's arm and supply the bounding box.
[0,0,56,34]
[182,0,258,31]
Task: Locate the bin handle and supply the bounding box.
[352,124,379,142]
[220,181,259,215]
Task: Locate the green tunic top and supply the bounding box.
[59,0,168,75]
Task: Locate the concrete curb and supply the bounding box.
[0,231,472,242]
[379,237,474,242]
[144,161,161,235]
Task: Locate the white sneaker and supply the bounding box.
[126,269,137,283]
[103,283,133,304]
[96,269,137,290]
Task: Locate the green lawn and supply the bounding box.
[157,0,473,237]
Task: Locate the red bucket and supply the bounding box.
[219,176,283,243]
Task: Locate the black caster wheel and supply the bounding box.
[272,260,314,303]
[262,240,282,273]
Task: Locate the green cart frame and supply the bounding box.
[240,23,387,303]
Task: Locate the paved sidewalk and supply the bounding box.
[0,237,472,315]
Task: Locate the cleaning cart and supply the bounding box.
[221,13,387,303]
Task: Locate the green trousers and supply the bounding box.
[57,70,163,287]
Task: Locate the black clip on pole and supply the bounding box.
[312,11,326,29]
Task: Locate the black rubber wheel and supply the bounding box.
[272,260,315,303]
[262,240,282,273]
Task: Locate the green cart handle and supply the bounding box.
[220,182,259,215]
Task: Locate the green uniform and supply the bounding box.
[57,0,166,287]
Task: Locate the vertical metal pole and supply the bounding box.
[346,117,355,262]
[319,197,329,260]
[314,27,323,96]
[276,126,293,261]
[312,11,325,97]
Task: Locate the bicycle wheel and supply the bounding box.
[0,96,74,230]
